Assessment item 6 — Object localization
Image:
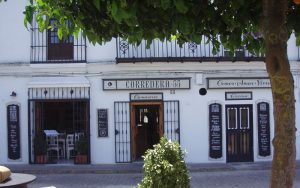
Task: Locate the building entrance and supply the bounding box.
[114,100,179,163]
[130,102,163,161]
[226,104,253,162]
[29,100,90,164]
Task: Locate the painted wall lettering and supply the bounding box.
[208,78,271,89]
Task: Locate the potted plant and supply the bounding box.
[34,134,48,164]
[74,135,88,164]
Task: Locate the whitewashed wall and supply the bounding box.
[0,75,31,163]
[0,0,299,165]
[0,62,300,164]
[0,0,30,63]
[86,62,276,163]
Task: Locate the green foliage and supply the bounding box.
[22,0,300,53]
[34,135,47,155]
[137,137,190,188]
[296,34,300,46]
[75,135,88,155]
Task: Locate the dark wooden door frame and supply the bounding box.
[130,101,163,161]
[226,104,254,163]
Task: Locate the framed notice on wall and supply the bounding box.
[98,109,108,137]
[7,104,21,160]
[257,102,271,157]
[209,103,222,159]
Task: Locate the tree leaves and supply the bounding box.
[24,4,34,29]
[296,34,300,46]
[22,0,300,51]
[93,0,101,11]
[174,0,188,14]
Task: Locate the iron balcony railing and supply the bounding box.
[30,18,86,64]
[116,37,265,63]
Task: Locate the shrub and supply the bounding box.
[137,137,190,188]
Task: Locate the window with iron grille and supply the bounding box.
[47,19,74,61]
[31,17,86,63]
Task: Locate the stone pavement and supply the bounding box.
[4,160,300,174]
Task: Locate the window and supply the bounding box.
[47,19,74,60]
[227,108,237,129]
[31,15,86,63]
[240,107,250,129]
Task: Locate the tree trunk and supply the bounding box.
[263,0,296,187]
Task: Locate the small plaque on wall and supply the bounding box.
[7,104,21,160]
[98,109,108,137]
[225,92,252,100]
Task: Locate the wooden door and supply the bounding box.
[48,19,73,60]
[131,101,163,161]
[226,104,253,162]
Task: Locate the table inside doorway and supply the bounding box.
[44,129,65,160]
[44,129,59,136]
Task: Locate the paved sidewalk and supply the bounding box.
[4,160,300,174]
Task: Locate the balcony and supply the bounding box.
[116,37,265,63]
[30,19,86,64]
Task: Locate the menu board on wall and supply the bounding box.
[7,104,21,160]
[257,102,271,157]
[209,103,222,159]
[98,109,108,137]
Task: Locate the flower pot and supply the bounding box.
[36,155,48,164]
[75,155,87,164]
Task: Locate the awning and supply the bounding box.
[28,76,90,88]
[28,76,90,99]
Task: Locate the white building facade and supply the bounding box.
[1,0,300,165]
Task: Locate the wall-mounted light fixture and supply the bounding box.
[10,91,17,97]
[199,88,207,96]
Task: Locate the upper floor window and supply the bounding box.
[31,17,86,64]
[47,19,74,61]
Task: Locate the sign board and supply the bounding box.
[103,78,190,90]
[208,78,271,89]
[257,102,271,157]
[225,92,252,100]
[7,104,21,160]
[98,109,108,137]
[130,93,163,101]
[209,103,222,159]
